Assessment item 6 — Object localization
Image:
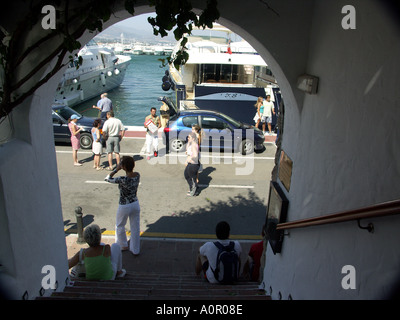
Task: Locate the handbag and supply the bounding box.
[70,248,86,279]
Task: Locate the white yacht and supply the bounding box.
[54,40,131,108]
[132,43,144,55]
[163,24,280,125]
[153,45,165,56]
[142,46,154,55]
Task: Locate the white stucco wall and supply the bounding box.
[0,89,69,299]
[261,0,400,299]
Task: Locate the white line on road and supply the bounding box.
[85,180,253,189]
[56,150,274,160]
[85,181,109,184]
[198,184,254,189]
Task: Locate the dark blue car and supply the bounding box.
[52,104,98,149]
[163,109,265,155]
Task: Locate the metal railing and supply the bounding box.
[276,199,400,233]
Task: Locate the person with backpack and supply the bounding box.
[195,221,242,284]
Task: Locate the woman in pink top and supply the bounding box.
[68,114,83,166]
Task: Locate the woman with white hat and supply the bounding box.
[68,114,83,166]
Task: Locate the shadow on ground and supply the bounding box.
[64,214,94,235]
[143,189,267,238]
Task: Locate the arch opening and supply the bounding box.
[0,2,306,298]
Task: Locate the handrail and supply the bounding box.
[276,199,400,231]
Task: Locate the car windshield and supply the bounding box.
[218,113,242,127]
[53,106,82,121]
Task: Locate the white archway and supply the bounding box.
[0,1,307,299]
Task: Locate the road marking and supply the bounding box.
[85,180,109,184]
[198,184,254,189]
[56,149,275,160]
[55,150,141,156]
[85,181,142,185]
[85,180,252,189]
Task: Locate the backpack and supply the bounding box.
[211,241,239,284]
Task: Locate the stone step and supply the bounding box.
[37,273,270,300]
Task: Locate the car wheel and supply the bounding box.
[241,139,254,155]
[170,138,185,152]
[80,132,93,149]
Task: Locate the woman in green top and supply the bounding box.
[68,224,126,280]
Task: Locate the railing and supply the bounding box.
[276,199,400,233]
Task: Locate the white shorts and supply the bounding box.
[92,141,103,155]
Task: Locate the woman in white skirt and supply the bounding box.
[105,156,141,256]
[253,96,264,130]
[91,119,103,170]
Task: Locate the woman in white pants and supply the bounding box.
[105,156,141,255]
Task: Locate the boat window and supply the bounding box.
[200,64,239,83]
[182,116,198,128]
[201,116,226,130]
[201,64,217,82]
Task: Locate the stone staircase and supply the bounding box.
[38,272,269,300]
[38,237,269,300]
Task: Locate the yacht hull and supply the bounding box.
[54,59,130,108]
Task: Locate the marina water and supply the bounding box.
[73,54,173,126]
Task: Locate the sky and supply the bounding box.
[98,13,177,42]
[97,13,241,43]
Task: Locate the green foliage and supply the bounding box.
[148,0,220,70]
[0,0,220,120]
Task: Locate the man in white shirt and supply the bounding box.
[195,221,241,284]
[102,111,125,170]
[262,95,276,135]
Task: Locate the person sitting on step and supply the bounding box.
[68,224,126,280]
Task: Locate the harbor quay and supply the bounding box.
[56,127,277,244]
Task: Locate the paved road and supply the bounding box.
[56,136,277,240]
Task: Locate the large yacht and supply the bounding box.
[54,40,131,108]
[162,24,281,125]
